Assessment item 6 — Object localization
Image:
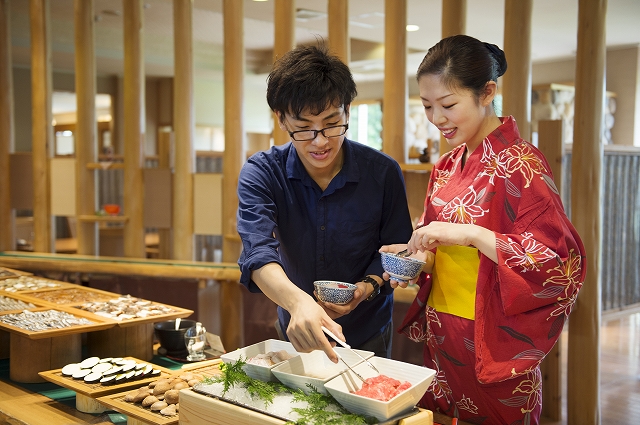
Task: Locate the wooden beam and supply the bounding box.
[0,0,14,251]
[382,0,407,163]
[122,0,145,258]
[222,0,245,351]
[502,0,532,141]
[157,130,172,259]
[537,119,565,421]
[567,0,606,424]
[272,0,295,147]
[441,0,466,38]
[439,0,466,157]
[74,0,97,255]
[328,0,349,63]
[172,0,195,260]
[29,0,53,253]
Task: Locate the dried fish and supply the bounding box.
[0,276,62,292]
[27,288,112,304]
[77,295,178,321]
[0,309,94,331]
[0,295,36,311]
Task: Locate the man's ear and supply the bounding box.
[481,81,498,107]
[275,112,287,131]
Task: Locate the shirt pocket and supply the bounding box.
[333,219,380,264]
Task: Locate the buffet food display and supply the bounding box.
[1,266,434,424]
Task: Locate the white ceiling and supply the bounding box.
[8,0,640,83]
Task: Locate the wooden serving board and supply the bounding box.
[38,357,174,398]
[0,306,116,339]
[178,389,434,425]
[97,388,179,425]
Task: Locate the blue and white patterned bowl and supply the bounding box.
[381,252,426,282]
[314,281,357,305]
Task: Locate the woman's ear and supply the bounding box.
[481,81,498,107]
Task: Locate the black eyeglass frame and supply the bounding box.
[286,123,349,142]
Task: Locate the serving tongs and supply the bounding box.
[321,326,379,382]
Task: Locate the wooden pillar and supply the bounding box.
[327,0,349,63]
[122,0,145,258]
[567,0,605,424]
[172,0,195,260]
[537,119,564,421]
[382,0,407,163]
[439,0,466,157]
[272,0,295,147]
[157,130,172,259]
[502,0,532,141]
[0,0,14,252]
[74,0,97,255]
[222,0,245,351]
[30,0,53,253]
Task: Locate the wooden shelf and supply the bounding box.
[77,215,128,223]
[400,163,433,173]
[86,162,124,170]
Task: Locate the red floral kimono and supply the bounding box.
[399,116,586,425]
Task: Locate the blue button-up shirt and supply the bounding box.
[237,139,413,348]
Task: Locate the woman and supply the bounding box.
[381,35,586,424]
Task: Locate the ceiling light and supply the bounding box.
[406,24,420,32]
[295,8,327,21]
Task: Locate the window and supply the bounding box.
[349,102,382,150]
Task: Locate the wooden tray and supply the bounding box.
[0,292,47,313]
[16,285,119,305]
[179,358,223,376]
[95,360,223,425]
[38,357,174,398]
[0,306,116,339]
[70,300,194,328]
[0,267,31,280]
[0,275,73,292]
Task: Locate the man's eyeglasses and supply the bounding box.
[287,124,349,141]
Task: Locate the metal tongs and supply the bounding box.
[321,326,379,382]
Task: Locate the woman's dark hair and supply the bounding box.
[416,35,508,99]
[266,42,357,120]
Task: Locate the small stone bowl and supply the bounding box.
[314,281,357,305]
[380,252,426,282]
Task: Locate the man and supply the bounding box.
[237,43,413,362]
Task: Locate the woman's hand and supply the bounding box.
[379,244,432,288]
[408,222,498,263]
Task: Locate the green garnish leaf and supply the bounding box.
[206,358,373,424]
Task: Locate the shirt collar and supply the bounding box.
[286,139,360,186]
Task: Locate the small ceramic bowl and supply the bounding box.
[271,347,374,395]
[314,281,357,305]
[103,204,121,215]
[154,319,197,357]
[380,252,426,282]
[220,339,299,382]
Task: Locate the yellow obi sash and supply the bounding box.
[427,245,480,320]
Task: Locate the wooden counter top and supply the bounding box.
[0,251,241,281]
[0,376,115,425]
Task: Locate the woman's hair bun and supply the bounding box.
[483,42,508,77]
